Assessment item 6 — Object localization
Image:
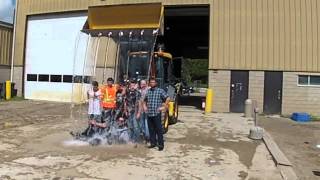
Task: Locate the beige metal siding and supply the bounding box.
[211,0,320,72]
[14,0,210,66]
[0,26,13,66]
[26,0,210,14]
[15,0,320,72]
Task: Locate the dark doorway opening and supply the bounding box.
[263,71,283,114]
[161,6,209,109]
[230,71,249,113]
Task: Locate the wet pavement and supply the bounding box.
[0,101,282,179]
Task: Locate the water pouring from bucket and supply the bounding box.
[68,29,157,147]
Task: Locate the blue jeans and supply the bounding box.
[128,112,140,142]
[140,112,149,139]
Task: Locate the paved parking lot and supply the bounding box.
[0,101,282,179]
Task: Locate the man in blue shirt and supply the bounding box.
[144,78,170,151]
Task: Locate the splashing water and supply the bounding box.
[66,122,132,147]
[63,139,89,147]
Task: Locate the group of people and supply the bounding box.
[73,77,169,151]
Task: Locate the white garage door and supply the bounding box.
[25,13,91,102]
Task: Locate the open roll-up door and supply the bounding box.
[83,3,163,31]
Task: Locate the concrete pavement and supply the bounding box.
[0,101,282,179]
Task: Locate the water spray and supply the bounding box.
[70,32,81,121]
[147,29,159,81]
[102,32,112,84]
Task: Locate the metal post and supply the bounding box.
[254,108,259,126]
[205,89,213,114]
[5,81,11,100]
[249,108,263,140]
[254,110,257,126]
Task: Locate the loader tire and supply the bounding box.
[162,111,169,134]
[169,97,179,125]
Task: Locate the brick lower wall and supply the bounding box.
[248,71,264,110]
[208,70,230,112]
[282,72,320,116]
[0,67,10,83]
[12,66,23,96]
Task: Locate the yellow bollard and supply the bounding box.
[205,88,213,114]
[5,81,11,100]
[168,101,174,116]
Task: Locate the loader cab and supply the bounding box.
[126,51,151,81]
[125,50,174,89]
[153,51,173,89]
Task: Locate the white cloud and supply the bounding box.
[0,0,15,23]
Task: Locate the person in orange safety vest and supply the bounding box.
[100,77,118,123]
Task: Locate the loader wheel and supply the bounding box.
[162,111,169,134]
[170,96,179,124]
[169,102,179,125]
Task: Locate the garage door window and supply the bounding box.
[27,74,38,81]
[39,75,49,82]
[73,76,83,83]
[63,75,73,83]
[83,76,91,84]
[50,75,62,82]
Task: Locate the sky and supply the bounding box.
[0,0,15,23]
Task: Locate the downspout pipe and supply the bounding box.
[10,0,19,82]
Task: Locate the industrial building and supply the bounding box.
[0,21,13,83]
[11,0,320,115]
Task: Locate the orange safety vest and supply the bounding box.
[101,85,117,109]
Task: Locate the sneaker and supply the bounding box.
[158,146,164,151]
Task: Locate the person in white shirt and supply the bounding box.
[86,81,106,137]
[87,81,102,118]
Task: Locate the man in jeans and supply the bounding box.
[139,79,150,142]
[126,79,141,142]
[144,78,170,151]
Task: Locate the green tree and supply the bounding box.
[182,58,208,86]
